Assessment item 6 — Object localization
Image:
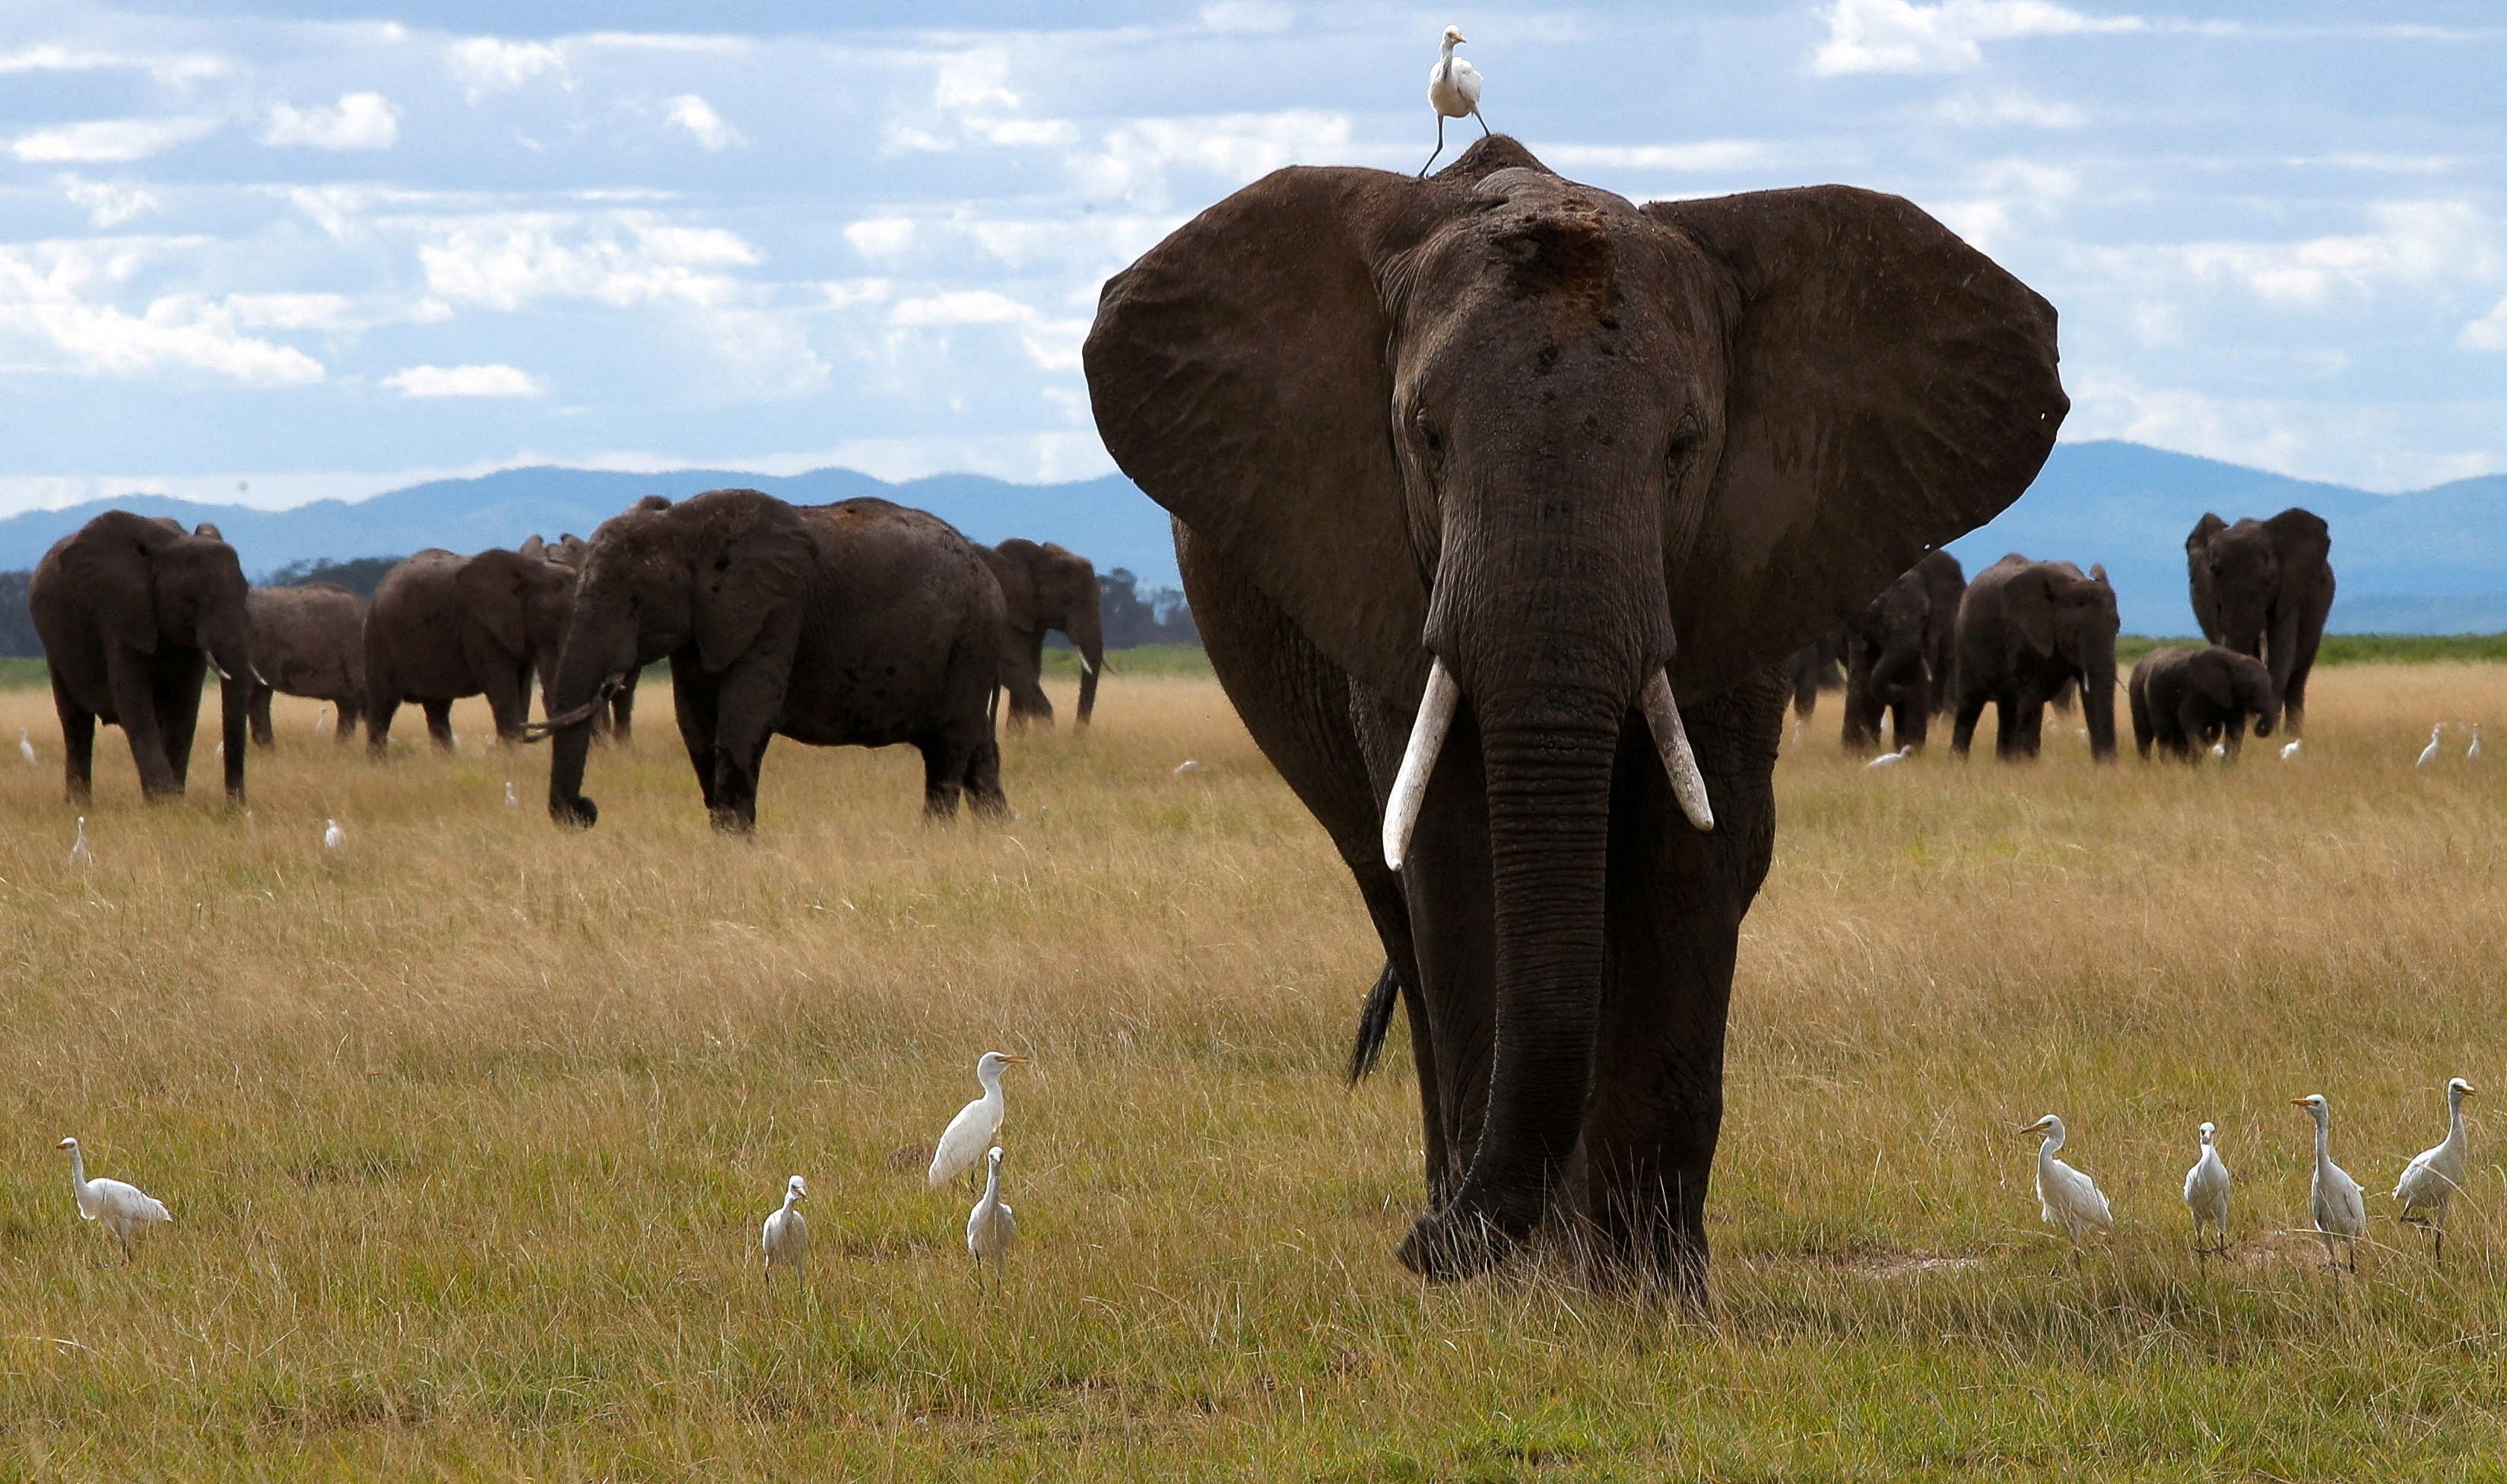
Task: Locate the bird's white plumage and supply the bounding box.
[504,780,519,809]
[967,1146,1017,1267]
[2025,1115,2113,1240]
[322,818,345,853]
[2394,1078,2474,1243]
[1427,32,1483,119]
[2294,1093,2365,1269]
[1866,747,1909,769]
[2417,725,2443,767]
[2182,1121,2231,1251]
[2469,724,2483,762]
[57,1137,171,1258]
[2209,742,2227,760]
[69,816,90,866]
[928,1051,1027,1189]
[2281,739,2302,760]
[762,1174,810,1278]
[18,727,34,766]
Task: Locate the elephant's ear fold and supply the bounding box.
[2188,653,2239,710]
[693,499,812,674]
[2265,508,2331,572]
[2186,514,2226,639]
[456,558,528,657]
[1644,187,2067,686]
[1085,166,1443,696]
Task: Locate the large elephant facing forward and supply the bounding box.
[976,539,1104,729]
[1084,136,2065,1290]
[2187,508,2334,735]
[246,583,366,746]
[364,546,576,754]
[539,490,1009,831]
[29,512,253,803]
[528,533,639,741]
[1950,555,2118,761]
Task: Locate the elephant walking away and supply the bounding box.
[246,583,366,746]
[363,546,576,754]
[1085,135,2065,1291]
[1950,555,2118,762]
[977,538,1105,729]
[2187,508,2334,735]
[1839,550,1961,753]
[2129,645,2278,761]
[28,512,253,804]
[540,490,1010,831]
[529,533,639,741]
[1782,633,1843,724]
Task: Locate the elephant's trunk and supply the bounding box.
[2080,653,2119,762]
[544,611,633,828]
[1073,612,1103,729]
[208,630,251,801]
[1869,637,1925,701]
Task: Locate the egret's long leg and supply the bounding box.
[1420,116,1445,177]
[1473,106,1489,138]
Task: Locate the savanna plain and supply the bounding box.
[4,656,2506,1480]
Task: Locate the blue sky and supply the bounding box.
[1,1,2501,516]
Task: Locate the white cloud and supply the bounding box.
[0,45,224,85]
[1812,0,2144,76]
[2460,297,2507,352]
[417,213,763,310]
[845,217,917,259]
[220,293,356,331]
[59,175,161,228]
[1200,1,1294,33]
[9,116,221,164]
[384,363,547,398]
[888,290,1087,372]
[261,93,401,151]
[1931,90,2087,128]
[1072,109,1353,208]
[665,94,743,151]
[1542,140,1782,173]
[447,36,566,102]
[887,47,1078,154]
[2157,201,2497,309]
[0,247,325,385]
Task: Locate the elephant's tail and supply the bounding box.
[1346,959,1401,1085]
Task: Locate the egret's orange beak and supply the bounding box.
[2290,1098,2309,1106]
[54,1138,72,1149]
[1004,1055,1030,1065]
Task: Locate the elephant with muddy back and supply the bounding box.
[536,490,1009,831]
[2186,508,2334,735]
[1084,136,2065,1292]
[2130,645,2278,761]
[28,511,254,804]
[246,582,366,746]
[977,538,1105,729]
[1950,555,2118,761]
[363,546,577,754]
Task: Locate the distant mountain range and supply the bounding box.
[0,440,2499,633]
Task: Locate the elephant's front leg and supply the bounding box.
[480,664,530,744]
[105,647,179,798]
[422,699,456,751]
[1579,678,1781,1300]
[671,658,722,813]
[706,660,789,832]
[154,655,205,788]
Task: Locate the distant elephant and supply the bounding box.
[246,583,366,746]
[1950,555,2118,761]
[2186,508,2334,734]
[2129,644,2279,761]
[976,538,1104,728]
[539,490,1011,831]
[1782,633,1843,722]
[1839,551,1961,753]
[528,533,639,741]
[28,511,252,803]
[363,545,576,754]
[1084,136,2064,1289]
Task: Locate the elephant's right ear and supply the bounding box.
[2187,512,2226,639]
[693,500,813,673]
[1085,166,1444,696]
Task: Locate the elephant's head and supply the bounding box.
[1852,568,1934,699]
[541,490,814,826]
[1087,138,2064,1272]
[2010,560,2119,759]
[998,537,1105,725]
[2207,646,2280,738]
[145,521,254,798]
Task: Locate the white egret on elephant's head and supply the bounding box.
[762,1174,810,1279]
[2293,1093,2365,1272]
[2394,1078,2475,1260]
[1418,26,1486,176]
[56,1137,172,1262]
[928,1052,1028,1189]
[2417,725,2443,767]
[2182,1121,2231,1254]
[967,1146,1017,1272]
[2021,1115,2112,1242]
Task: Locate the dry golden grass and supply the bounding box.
[2,666,2505,1479]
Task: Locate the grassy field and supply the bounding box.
[2,665,2505,1479]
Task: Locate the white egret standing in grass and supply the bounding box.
[69,817,90,867]
[56,1137,171,1263]
[2022,1115,2113,1242]
[2470,724,2483,762]
[762,1175,809,1281]
[504,779,519,810]
[2182,1121,2231,1254]
[2281,739,2302,761]
[967,1146,1017,1274]
[1419,26,1485,176]
[2417,725,2443,767]
[1866,747,1909,769]
[322,818,345,854]
[928,1052,1029,1189]
[18,727,34,766]
[2293,1093,2365,1272]
[2394,1077,2475,1260]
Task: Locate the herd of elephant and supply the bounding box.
[23,496,1109,829]
[1786,506,2335,764]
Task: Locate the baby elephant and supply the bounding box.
[2129,645,2279,761]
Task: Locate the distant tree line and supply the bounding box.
[265,555,404,598]
[1092,568,1199,648]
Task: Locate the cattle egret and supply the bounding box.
[2471,725,2484,762]
[967,1146,1017,1272]
[2394,1077,2475,1260]
[314,709,332,737]
[56,1137,171,1262]
[69,817,90,867]
[2417,725,2443,767]
[2182,1121,2231,1254]
[1866,747,1910,769]
[762,1175,810,1280]
[2281,739,2302,761]
[2022,1115,2113,1242]
[928,1051,1029,1189]
[322,818,345,853]
[17,728,33,766]
[1419,26,1486,176]
[2209,742,2227,760]
[2293,1093,2365,1271]
[504,780,519,809]
[1173,759,1202,775]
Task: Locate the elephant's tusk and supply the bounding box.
[519,674,625,740]
[1381,658,1459,872]
[205,658,231,681]
[1077,652,1096,677]
[1640,669,1715,832]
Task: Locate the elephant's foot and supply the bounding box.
[551,794,598,828]
[1396,1208,1519,1282]
[708,806,756,834]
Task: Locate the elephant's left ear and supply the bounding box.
[456,557,529,658]
[1645,186,2067,690]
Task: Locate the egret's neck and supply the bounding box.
[981,1162,1002,1206]
[65,1147,85,1189]
[2039,1127,2064,1159]
[2448,1090,2468,1144]
[2312,1109,2331,1162]
[1439,36,1458,62]
[978,1065,1005,1098]
[782,1191,801,1214]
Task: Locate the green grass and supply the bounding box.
[2118,633,2507,666]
